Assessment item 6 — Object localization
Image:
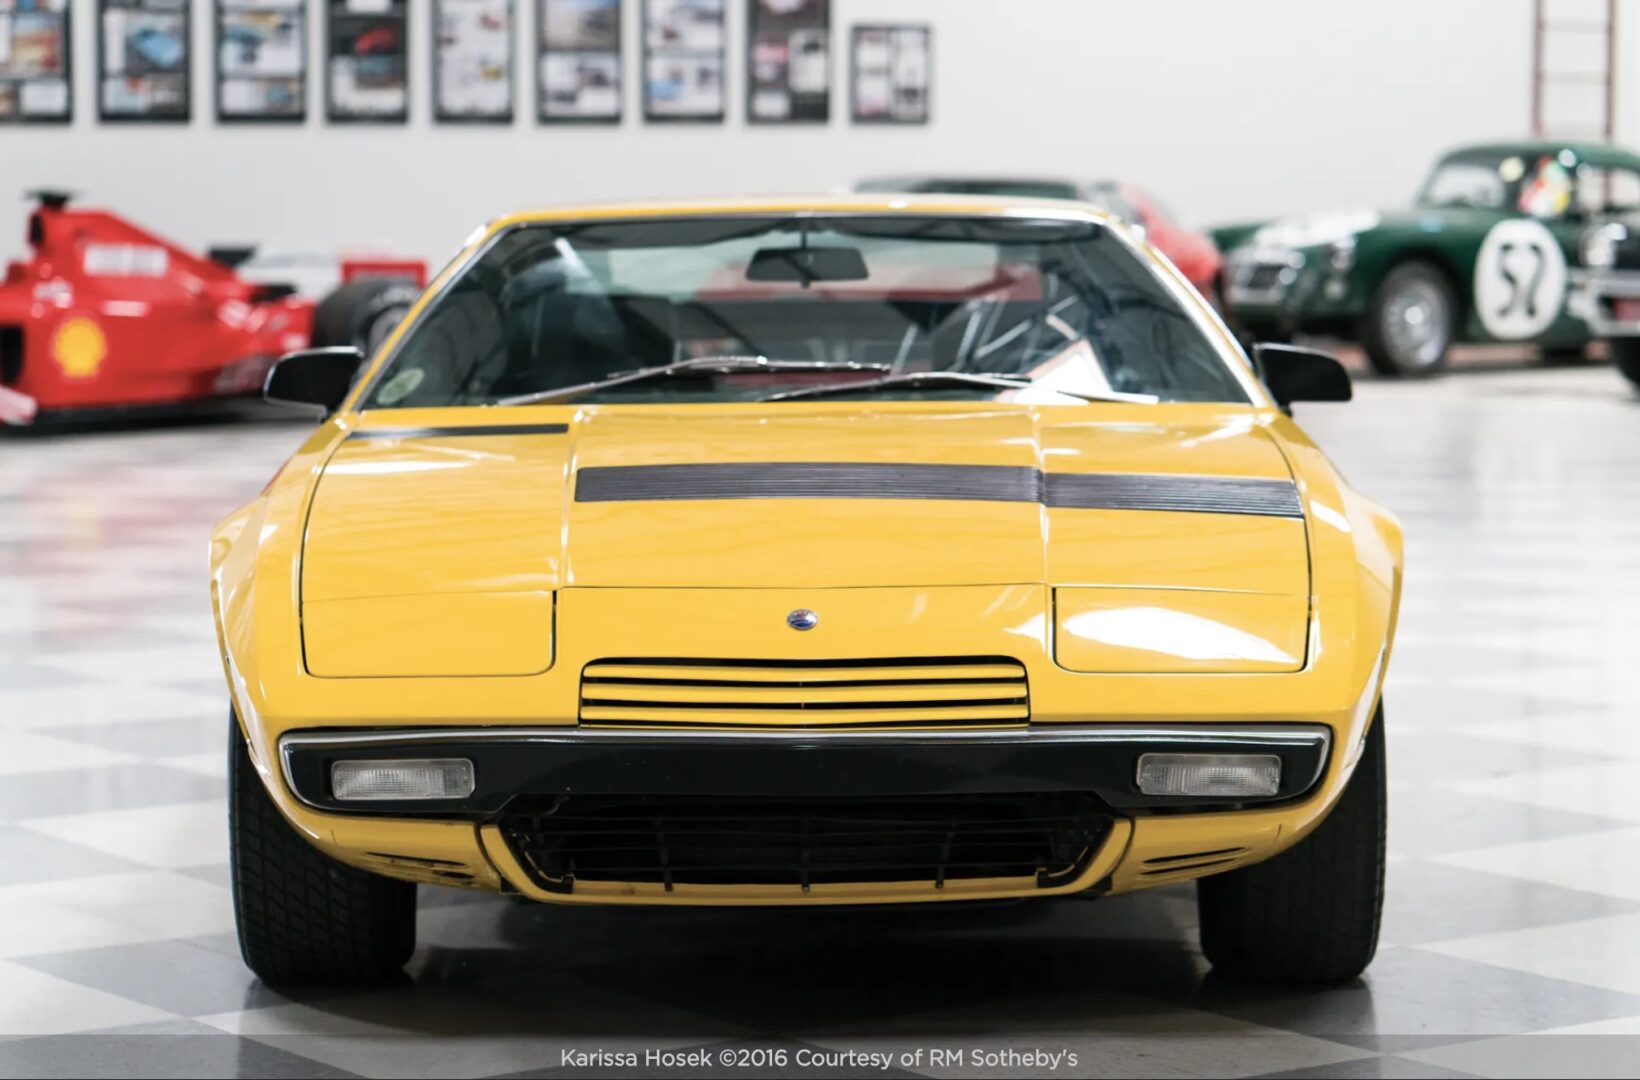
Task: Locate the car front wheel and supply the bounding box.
[229,711,416,986]
[1361,262,1455,376]
[1197,704,1386,984]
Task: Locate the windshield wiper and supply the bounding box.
[493,356,892,407]
[759,371,1160,404]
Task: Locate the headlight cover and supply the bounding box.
[1581,222,1628,269]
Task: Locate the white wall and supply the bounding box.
[4,0,1629,267]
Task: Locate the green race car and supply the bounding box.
[1214,141,1640,375]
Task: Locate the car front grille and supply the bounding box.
[498,792,1112,892]
[578,656,1029,728]
[1228,250,1304,305]
[0,326,22,386]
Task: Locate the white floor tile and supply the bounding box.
[1429,828,1640,902]
[0,961,175,1034]
[20,803,228,869]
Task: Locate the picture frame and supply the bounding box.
[849,23,929,126]
[746,0,828,125]
[215,0,308,124]
[641,0,723,124]
[537,0,623,125]
[0,0,73,125]
[98,0,190,123]
[325,0,409,124]
[434,0,515,124]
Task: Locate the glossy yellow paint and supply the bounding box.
[1055,587,1308,673]
[210,195,1402,906]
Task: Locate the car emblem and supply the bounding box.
[786,608,819,631]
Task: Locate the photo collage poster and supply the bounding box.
[0,0,72,123]
[327,0,408,122]
[747,0,826,124]
[850,24,928,125]
[99,0,189,121]
[538,0,620,123]
[216,0,306,121]
[642,0,721,123]
[435,0,513,122]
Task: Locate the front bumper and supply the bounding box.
[1571,270,1640,336]
[280,723,1332,815]
[276,723,1332,904]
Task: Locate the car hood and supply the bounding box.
[1236,206,1505,253]
[301,408,1307,598]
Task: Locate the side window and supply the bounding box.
[1576,167,1640,215]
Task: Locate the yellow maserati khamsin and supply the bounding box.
[213,196,1400,988]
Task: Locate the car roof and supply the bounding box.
[1440,140,1640,170]
[488,194,1119,230]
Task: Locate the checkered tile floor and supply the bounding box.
[4,370,1640,1078]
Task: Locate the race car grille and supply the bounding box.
[578,656,1030,727]
[498,793,1111,891]
[0,326,21,386]
[1241,263,1287,291]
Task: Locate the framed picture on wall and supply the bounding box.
[326,0,408,123]
[216,0,307,123]
[0,0,73,125]
[537,0,622,123]
[99,0,191,123]
[435,0,514,123]
[850,24,928,125]
[642,0,722,123]
[747,0,827,125]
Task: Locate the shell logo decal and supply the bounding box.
[52,318,109,379]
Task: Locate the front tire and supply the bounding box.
[1197,704,1386,984]
[1361,262,1455,376]
[310,279,420,354]
[1613,339,1640,392]
[230,712,416,986]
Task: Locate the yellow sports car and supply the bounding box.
[213,196,1400,987]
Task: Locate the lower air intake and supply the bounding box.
[499,793,1112,892]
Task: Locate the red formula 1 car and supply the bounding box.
[854,176,1224,299]
[0,192,425,426]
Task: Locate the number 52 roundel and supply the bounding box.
[1473,219,1568,341]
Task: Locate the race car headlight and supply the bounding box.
[1326,237,1357,273]
[1581,223,1627,269]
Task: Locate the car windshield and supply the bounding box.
[1417,160,1510,209]
[362,215,1249,409]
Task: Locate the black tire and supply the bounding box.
[1610,339,1640,391]
[230,712,416,986]
[1197,704,1386,985]
[310,279,420,354]
[1360,262,1456,377]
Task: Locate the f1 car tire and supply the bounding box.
[1197,703,1386,985]
[1361,262,1455,377]
[311,279,420,355]
[1610,340,1640,392]
[230,710,416,986]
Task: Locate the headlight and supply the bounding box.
[1326,237,1357,273]
[1581,223,1628,269]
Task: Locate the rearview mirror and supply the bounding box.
[746,245,869,284]
[264,347,366,415]
[1254,343,1352,406]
